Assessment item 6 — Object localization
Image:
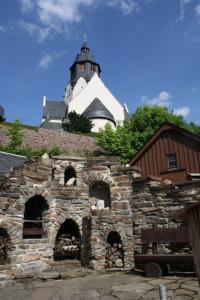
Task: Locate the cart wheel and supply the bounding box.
[144,262,163,278]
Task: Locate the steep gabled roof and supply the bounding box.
[129,122,200,166]
[82,98,115,124]
[43,100,68,119]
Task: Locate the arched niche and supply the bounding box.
[54,219,81,261]
[64,166,76,186]
[105,231,124,269]
[23,195,49,239]
[0,228,10,265]
[89,181,111,208]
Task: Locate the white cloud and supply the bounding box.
[37,51,66,70]
[174,106,190,117]
[20,0,34,13]
[177,0,193,22]
[37,54,53,70]
[107,0,138,15]
[19,0,139,41]
[195,4,200,17]
[18,20,51,42]
[142,91,171,107]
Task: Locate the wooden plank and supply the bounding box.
[141,228,189,243]
[135,254,193,264]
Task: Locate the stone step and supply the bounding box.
[48,259,82,271]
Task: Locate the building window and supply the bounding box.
[79,64,86,72]
[167,153,177,169]
[91,65,96,72]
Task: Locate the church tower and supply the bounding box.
[41,41,128,132]
[70,41,101,87]
[65,41,128,132]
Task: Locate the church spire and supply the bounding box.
[69,40,101,87]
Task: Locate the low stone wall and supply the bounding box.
[131,177,200,254]
[0,125,98,154]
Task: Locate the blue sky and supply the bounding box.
[0,0,200,126]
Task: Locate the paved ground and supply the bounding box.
[0,272,199,300]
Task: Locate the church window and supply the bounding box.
[91,65,96,72]
[79,64,86,72]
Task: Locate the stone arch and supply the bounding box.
[89,181,111,208]
[86,171,112,186]
[0,227,11,264]
[64,166,76,186]
[102,225,127,244]
[23,195,49,239]
[54,218,81,261]
[20,183,51,207]
[105,231,124,268]
[53,213,82,244]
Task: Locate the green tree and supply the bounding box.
[7,119,23,150]
[63,111,93,134]
[97,106,200,164]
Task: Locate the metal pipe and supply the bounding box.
[159,284,167,300]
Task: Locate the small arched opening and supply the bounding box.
[105,231,124,269]
[54,219,81,261]
[23,195,49,239]
[89,181,111,208]
[0,228,10,265]
[64,166,76,186]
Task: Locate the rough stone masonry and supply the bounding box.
[0,154,200,282]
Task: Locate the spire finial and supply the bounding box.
[83,33,87,43]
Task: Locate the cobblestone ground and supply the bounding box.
[0,272,199,300]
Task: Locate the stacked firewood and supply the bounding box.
[55,234,79,256]
[105,243,124,268]
[0,236,7,264]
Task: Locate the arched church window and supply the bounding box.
[89,181,111,208]
[23,195,49,239]
[64,166,76,186]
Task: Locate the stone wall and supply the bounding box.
[0,126,98,154]
[131,176,200,254]
[0,155,141,277]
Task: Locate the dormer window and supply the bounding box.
[79,64,86,72]
[167,153,177,169]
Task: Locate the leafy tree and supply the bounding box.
[7,119,23,150]
[0,116,5,122]
[63,111,93,134]
[97,106,200,164]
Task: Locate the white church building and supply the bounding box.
[41,41,129,132]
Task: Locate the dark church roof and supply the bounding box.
[82,98,115,124]
[43,100,68,119]
[40,120,63,130]
[70,42,101,87]
[72,42,98,66]
[0,151,27,175]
